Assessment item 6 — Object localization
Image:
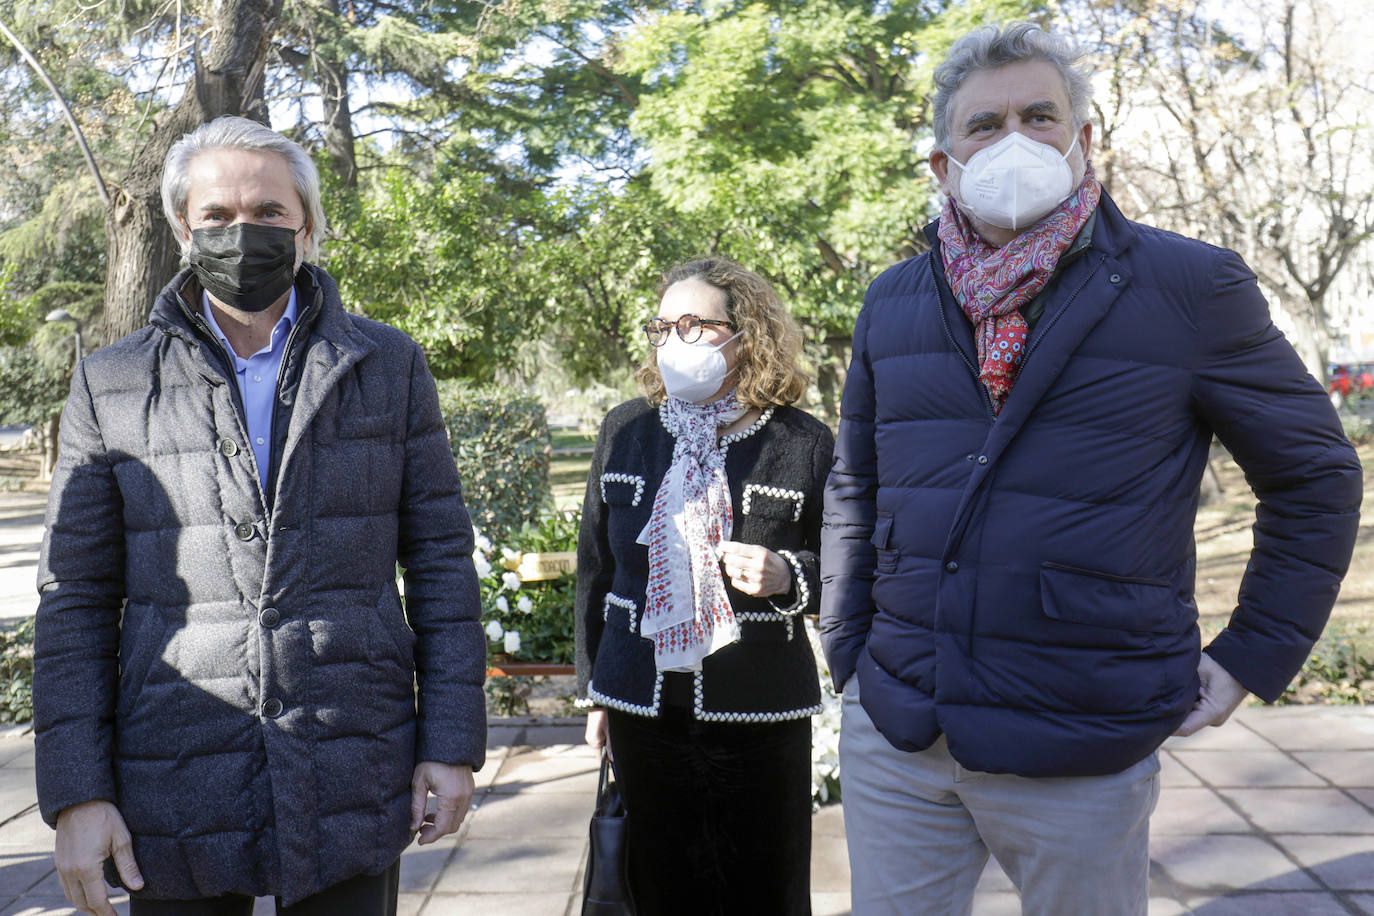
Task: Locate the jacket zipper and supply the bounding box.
[1018,254,1106,366]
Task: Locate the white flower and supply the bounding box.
[473,531,493,554]
[473,554,492,579]
[501,571,521,592]
[516,595,533,614]
[484,620,504,641]
[501,547,521,563]
[495,595,510,614]
[503,630,522,654]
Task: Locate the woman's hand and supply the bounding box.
[718,541,793,597]
[585,708,611,759]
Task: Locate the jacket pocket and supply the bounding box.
[116,601,168,717]
[872,513,897,572]
[600,472,646,507]
[338,414,393,439]
[741,483,805,522]
[1039,562,1182,634]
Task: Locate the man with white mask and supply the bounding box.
[821,22,1360,915]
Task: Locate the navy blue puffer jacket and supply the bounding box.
[820,194,1361,778]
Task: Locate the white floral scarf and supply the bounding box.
[638,393,746,671]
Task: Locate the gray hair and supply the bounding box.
[161,116,326,262]
[932,22,1093,151]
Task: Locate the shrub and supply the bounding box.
[1278,624,1374,705]
[1340,413,1373,446]
[438,382,552,542]
[474,509,580,665]
[0,616,34,724]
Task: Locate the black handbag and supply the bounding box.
[581,750,637,915]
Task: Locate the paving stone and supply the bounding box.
[472,746,511,791]
[1152,788,1252,834]
[812,804,845,837]
[1293,751,1374,788]
[1169,751,1327,788]
[487,750,599,795]
[420,892,573,915]
[464,791,593,839]
[1220,788,1374,834]
[975,857,1014,893]
[1160,752,1203,787]
[810,835,850,892]
[399,838,460,893]
[395,892,425,916]
[1351,789,1374,812]
[1349,892,1374,914]
[1182,891,1351,914]
[1163,722,1275,752]
[1270,834,1374,890]
[0,852,52,894]
[810,891,851,916]
[1147,897,1190,915]
[0,815,53,851]
[1237,709,1374,751]
[0,890,128,916]
[967,891,1020,914]
[0,751,32,772]
[436,837,584,894]
[0,745,32,768]
[1151,834,1316,892]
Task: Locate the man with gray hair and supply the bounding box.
[821,22,1360,915]
[34,115,487,915]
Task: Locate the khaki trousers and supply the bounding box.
[839,680,1159,916]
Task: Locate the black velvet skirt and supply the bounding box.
[605,686,813,916]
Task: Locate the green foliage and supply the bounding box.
[0,346,69,428]
[0,617,35,725]
[438,381,552,542]
[1278,624,1374,705]
[1341,413,1373,446]
[474,510,581,665]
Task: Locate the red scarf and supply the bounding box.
[939,165,1101,412]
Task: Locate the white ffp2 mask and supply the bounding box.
[948,132,1079,231]
[658,332,740,403]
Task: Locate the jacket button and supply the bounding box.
[261,698,283,718]
[234,522,255,541]
[259,607,280,628]
[977,455,989,465]
[965,453,975,461]
[945,561,959,573]
[1110,273,1122,283]
[219,439,240,457]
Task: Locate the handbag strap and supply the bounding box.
[597,749,612,801]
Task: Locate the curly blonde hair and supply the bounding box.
[636,257,811,409]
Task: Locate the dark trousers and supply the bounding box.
[605,706,813,916]
[128,859,400,916]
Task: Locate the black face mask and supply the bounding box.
[189,223,302,313]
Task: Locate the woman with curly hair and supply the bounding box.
[576,256,833,915]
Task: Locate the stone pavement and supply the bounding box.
[0,490,44,626]
[0,707,1370,914]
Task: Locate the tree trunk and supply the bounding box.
[41,413,59,481]
[317,0,357,188]
[1282,308,1330,387]
[101,0,286,344]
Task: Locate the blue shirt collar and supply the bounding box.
[202,286,298,361]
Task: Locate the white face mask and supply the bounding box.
[658,331,740,404]
[947,132,1079,231]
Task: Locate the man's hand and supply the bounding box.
[410,761,475,845]
[718,541,792,597]
[1173,653,1251,737]
[55,800,143,916]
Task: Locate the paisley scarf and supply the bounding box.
[939,163,1101,412]
[638,392,747,672]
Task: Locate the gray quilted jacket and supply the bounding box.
[34,265,486,903]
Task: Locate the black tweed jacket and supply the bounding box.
[575,398,833,722]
